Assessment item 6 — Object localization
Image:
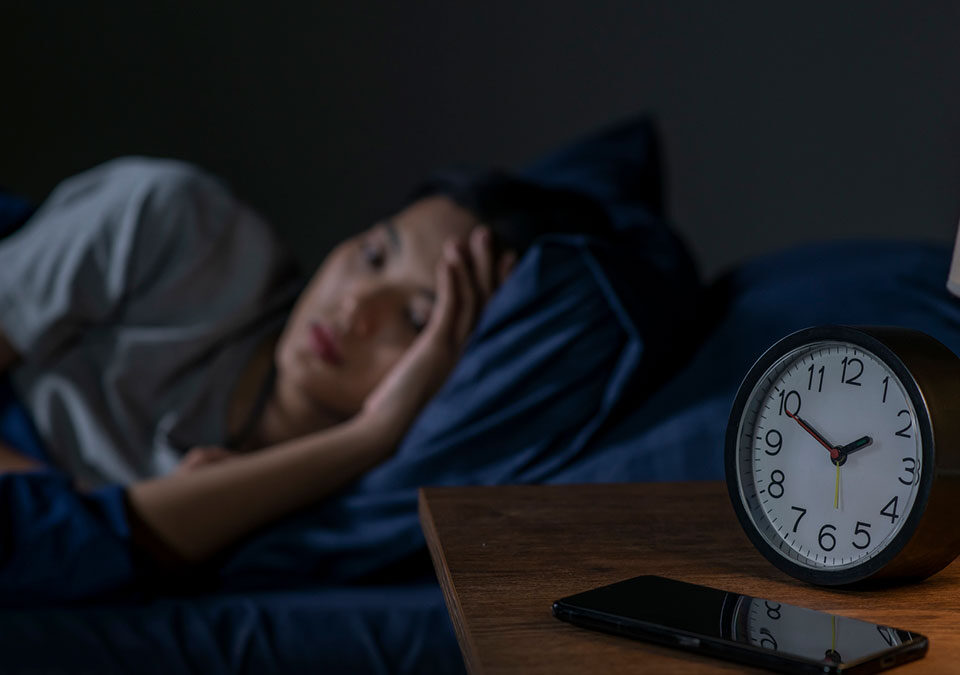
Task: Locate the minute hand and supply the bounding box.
[785,410,841,461]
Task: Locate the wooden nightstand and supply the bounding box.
[419,482,959,673]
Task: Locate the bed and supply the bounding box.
[1,117,958,673]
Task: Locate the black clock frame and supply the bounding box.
[725,325,960,587]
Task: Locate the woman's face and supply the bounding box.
[275,196,480,421]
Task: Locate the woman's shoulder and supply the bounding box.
[46,156,226,213]
[2,157,300,347]
[96,157,301,310]
[56,157,296,284]
[45,156,278,242]
[72,155,228,191]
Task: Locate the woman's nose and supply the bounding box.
[340,287,384,339]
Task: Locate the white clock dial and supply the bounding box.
[736,341,923,571]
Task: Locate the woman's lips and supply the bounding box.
[308,322,344,365]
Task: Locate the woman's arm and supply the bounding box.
[127,414,390,564]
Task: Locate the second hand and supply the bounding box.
[834,461,840,509]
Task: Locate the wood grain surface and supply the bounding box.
[419,482,960,674]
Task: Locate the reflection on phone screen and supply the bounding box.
[554,576,925,671]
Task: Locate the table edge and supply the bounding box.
[418,487,484,675]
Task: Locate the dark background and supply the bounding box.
[3,2,958,278]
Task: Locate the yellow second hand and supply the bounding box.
[834,462,840,509]
[832,614,837,652]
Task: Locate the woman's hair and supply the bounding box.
[405,170,613,256]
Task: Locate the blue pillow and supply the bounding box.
[523,113,700,307]
[522,113,664,224]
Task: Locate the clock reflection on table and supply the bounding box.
[723,591,914,667]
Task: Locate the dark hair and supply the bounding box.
[405,170,613,256]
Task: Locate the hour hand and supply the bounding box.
[837,436,873,457]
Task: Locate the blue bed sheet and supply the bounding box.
[0,580,460,675]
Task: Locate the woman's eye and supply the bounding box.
[362,243,385,270]
[405,307,429,334]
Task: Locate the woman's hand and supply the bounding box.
[360,226,514,446]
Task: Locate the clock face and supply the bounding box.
[734,340,924,574]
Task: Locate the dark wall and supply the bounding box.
[3,2,959,277]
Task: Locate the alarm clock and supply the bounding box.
[725,325,960,586]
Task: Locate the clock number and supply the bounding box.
[764,430,782,455]
[818,524,837,552]
[882,376,890,404]
[789,506,807,532]
[900,458,918,486]
[880,496,900,523]
[768,470,785,498]
[841,357,863,386]
[877,626,895,647]
[765,601,781,620]
[895,410,912,438]
[852,521,872,550]
[807,364,824,392]
[778,390,801,417]
[758,627,778,650]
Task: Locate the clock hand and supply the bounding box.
[837,436,873,457]
[785,409,841,461]
[834,462,840,509]
[829,436,873,475]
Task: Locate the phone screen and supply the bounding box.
[553,576,927,673]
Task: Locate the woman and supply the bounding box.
[0,158,609,568]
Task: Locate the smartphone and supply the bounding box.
[552,576,927,674]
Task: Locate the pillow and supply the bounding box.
[522,113,665,224]
[523,114,701,323]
